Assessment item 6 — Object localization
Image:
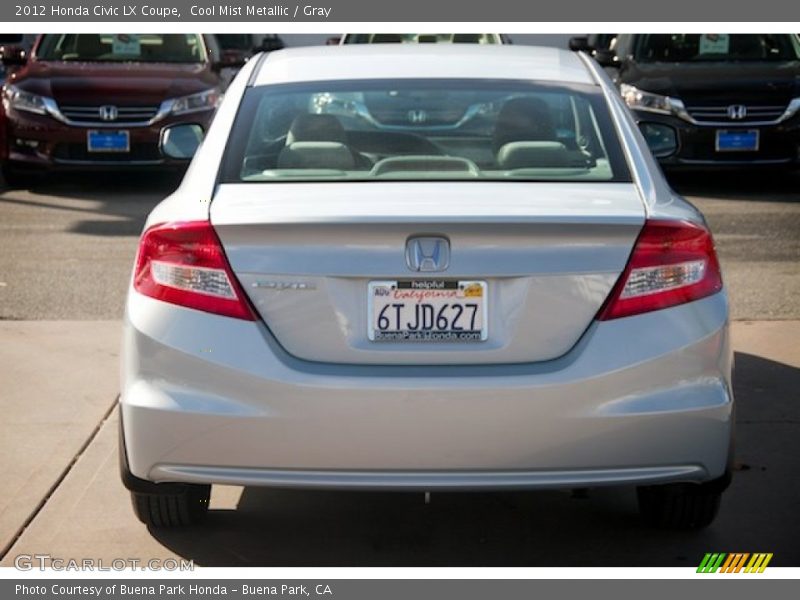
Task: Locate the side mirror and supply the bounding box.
[593,49,619,68]
[568,36,591,52]
[0,45,28,67]
[639,123,678,158]
[326,36,342,46]
[160,124,204,160]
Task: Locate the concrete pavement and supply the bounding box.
[0,321,121,557]
[1,320,797,567]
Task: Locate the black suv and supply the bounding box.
[588,34,800,168]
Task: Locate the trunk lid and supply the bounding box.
[210,182,645,365]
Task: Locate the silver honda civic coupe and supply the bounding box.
[120,45,733,529]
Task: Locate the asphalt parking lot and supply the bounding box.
[0,170,798,567]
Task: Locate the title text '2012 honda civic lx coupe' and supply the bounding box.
[120,46,733,530]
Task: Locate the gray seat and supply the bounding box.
[277,114,357,170]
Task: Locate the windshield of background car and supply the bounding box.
[216,34,253,51]
[36,34,206,63]
[222,79,631,183]
[633,34,800,62]
[343,34,501,44]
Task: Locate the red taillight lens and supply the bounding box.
[598,219,723,320]
[133,221,256,321]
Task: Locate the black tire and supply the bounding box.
[131,484,211,527]
[637,481,723,530]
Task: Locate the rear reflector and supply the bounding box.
[598,219,723,320]
[133,221,256,320]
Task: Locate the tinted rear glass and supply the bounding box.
[221,79,631,183]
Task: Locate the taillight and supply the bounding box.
[598,219,723,320]
[133,221,256,320]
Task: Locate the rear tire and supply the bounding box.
[637,480,724,530]
[130,484,210,527]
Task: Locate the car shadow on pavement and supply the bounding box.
[667,169,800,203]
[0,171,181,237]
[146,351,800,567]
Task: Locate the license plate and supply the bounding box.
[368,280,487,342]
[87,130,130,153]
[716,129,758,152]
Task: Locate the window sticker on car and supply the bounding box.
[112,34,141,56]
[698,34,730,55]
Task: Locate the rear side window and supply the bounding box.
[220,79,631,183]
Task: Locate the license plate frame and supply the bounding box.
[715,129,759,152]
[87,130,130,153]
[368,280,488,343]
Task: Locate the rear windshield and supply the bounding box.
[633,34,800,63]
[36,34,207,63]
[221,79,631,183]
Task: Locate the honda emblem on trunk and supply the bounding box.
[406,236,450,272]
[98,105,119,121]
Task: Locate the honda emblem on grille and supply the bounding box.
[98,105,118,121]
[407,109,427,124]
[727,105,747,120]
[406,236,450,272]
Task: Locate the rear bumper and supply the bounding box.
[120,290,734,490]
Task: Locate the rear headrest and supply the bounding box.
[286,114,348,145]
[493,97,557,154]
[277,142,356,170]
[497,141,578,169]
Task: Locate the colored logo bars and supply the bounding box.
[697,553,773,573]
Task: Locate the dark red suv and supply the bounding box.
[0,34,223,185]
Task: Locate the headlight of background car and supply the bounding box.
[620,84,683,115]
[782,97,800,121]
[169,89,221,116]
[2,84,52,115]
